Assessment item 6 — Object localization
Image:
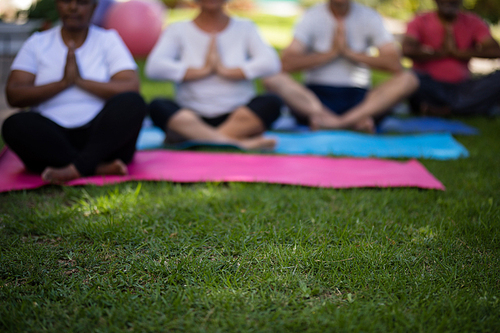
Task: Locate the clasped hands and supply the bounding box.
[62,41,83,88]
[328,19,353,61]
[423,24,471,61]
[203,35,229,77]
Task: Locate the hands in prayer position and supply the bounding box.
[184,35,245,81]
[331,19,350,59]
[63,41,80,88]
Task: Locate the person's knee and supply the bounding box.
[247,94,283,128]
[262,74,281,92]
[149,99,181,129]
[231,107,259,123]
[395,71,420,93]
[262,73,292,93]
[119,92,147,117]
[263,94,283,119]
[168,109,201,128]
[1,114,19,143]
[2,113,32,144]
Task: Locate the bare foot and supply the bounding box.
[310,113,342,130]
[164,129,187,144]
[238,136,276,150]
[353,117,375,133]
[41,164,81,184]
[95,159,128,176]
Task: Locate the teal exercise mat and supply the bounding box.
[265,131,469,160]
[136,127,469,159]
[136,126,241,151]
[136,126,166,150]
[272,115,479,135]
[378,116,479,135]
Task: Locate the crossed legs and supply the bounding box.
[2,92,147,183]
[149,95,281,150]
[263,71,419,132]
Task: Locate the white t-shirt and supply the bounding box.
[145,18,281,118]
[11,25,137,128]
[294,2,394,88]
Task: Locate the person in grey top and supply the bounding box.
[265,0,419,132]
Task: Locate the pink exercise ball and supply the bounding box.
[104,0,165,58]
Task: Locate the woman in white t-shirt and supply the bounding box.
[145,0,282,150]
[2,0,146,183]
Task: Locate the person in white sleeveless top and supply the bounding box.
[145,0,282,150]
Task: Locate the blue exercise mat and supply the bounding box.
[136,126,166,150]
[137,127,469,159]
[266,131,469,160]
[136,127,241,151]
[377,116,479,135]
[271,114,478,135]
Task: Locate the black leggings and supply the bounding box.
[410,71,500,115]
[2,92,146,176]
[149,94,282,130]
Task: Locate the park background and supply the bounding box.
[0,0,500,332]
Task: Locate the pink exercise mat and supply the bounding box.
[0,148,445,192]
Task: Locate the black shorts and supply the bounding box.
[410,71,500,115]
[148,94,282,130]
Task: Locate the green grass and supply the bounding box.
[1,115,500,332]
[1,10,500,333]
[1,118,499,332]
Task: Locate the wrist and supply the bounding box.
[203,64,214,77]
[75,76,84,87]
[216,63,228,78]
[328,49,339,61]
[61,78,73,89]
[343,48,354,60]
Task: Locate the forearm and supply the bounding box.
[344,50,402,73]
[6,80,68,108]
[281,51,338,73]
[402,37,448,62]
[75,77,139,100]
[452,47,500,61]
[216,66,246,80]
[402,46,447,62]
[183,66,213,82]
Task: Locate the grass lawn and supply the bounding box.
[1,9,500,333]
[1,118,499,332]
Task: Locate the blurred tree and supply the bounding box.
[27,0,57,27]
[301,0,499,23]
[24,0,500,25]
[464,0,500,24]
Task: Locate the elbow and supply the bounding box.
[130,76,140,92]
[144,61,155,80]
[144,58,163,80]
[281,63,293,73]
[385,61,404,74]
[266,59,282,77]
[280,55,295,73]
[129,81,140,93]
[5,90,25,108]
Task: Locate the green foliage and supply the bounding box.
[28,0,58,23]
[303,0,500,24]
[377,0,500,24]
[464,0,500,24]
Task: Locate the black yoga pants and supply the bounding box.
[2,92,147,176]
[148,94,282,130]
